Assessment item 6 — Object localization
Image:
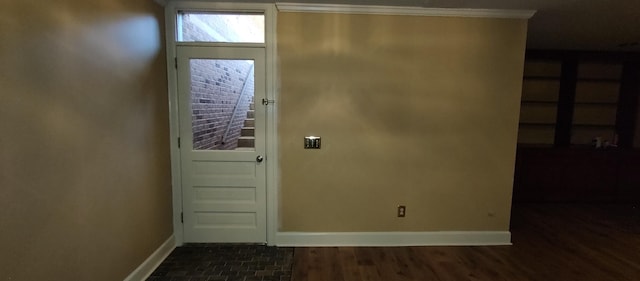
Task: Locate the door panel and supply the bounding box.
[177,46,266,243]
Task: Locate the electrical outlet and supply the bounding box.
[397,205,406,217]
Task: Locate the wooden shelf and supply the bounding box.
[520,122,556,126]
[576,78,620,83]
[521,100,559,104]
[516,143,555,148]
[523,76,561,80]
[573,101,618,105]
[572,123,615,128]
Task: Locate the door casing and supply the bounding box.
[162,1,278,246]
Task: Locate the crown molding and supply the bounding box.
[154,1,535,19]
[276,3,536,19]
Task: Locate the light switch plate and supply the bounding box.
[304,136,321,149]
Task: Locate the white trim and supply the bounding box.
[276,231,512,247]
[276,3,536,19]
[123,235,176,281]
[164,0,182,246]
[163,0,184,246]
[265,4,279,246]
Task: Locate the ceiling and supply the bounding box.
[264,0,640,52]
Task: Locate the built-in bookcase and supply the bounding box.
[515,51,640,203]
[518,51,640,149]
[519,61,562,145]
[571,63,621,145]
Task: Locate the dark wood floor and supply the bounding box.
[291,203,640,281]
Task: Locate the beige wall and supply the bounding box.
[278,12,527,232]
[0,0,172,280]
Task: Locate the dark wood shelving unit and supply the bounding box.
[521,100,560,104]
[519,122,557,126]
[522,76,564,80]
[515,50,640,203]
[572,124,616,128]
[575,76,620,81]
[573,101,618,105]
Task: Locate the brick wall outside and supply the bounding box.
[181,14,262,42]
[182,16,216,42]
[183,14,256,150]
[190,60,254,150]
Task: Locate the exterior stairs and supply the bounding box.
[237,102,255,148]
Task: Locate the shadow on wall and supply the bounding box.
[279,14,523,163]
[277,13,527,232]
[1,0,172,280]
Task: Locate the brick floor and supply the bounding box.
[147,244,293,281]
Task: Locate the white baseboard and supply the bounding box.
[276,231,511,247]
[124,234,176,281]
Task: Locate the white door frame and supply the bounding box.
[161,1,278,246]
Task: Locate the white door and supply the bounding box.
[177,46,266,243]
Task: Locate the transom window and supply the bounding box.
[177,12,265,43]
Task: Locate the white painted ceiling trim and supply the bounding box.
[154,1,535,19]
[276,3,536,19]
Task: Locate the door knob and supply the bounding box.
[256,155,264,163]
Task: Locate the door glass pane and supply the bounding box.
[191,59,255,150]
[178,12,264,43]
